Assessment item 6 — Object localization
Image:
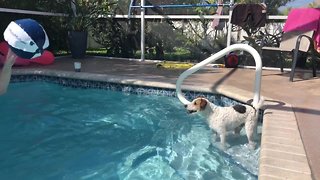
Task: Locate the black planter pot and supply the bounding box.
[68,31,88,59]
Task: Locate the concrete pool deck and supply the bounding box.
[9,56,320,179]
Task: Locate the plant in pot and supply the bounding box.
[67,0,90,59]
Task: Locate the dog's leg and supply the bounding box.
[245,121,256,149]
[219,129,227,149]
[253,116,259,140]
[211,131,218,142]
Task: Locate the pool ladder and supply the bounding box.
[176,44,262,106]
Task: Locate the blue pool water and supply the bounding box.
[0,82,260,180]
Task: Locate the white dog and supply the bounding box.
[185,97,264,149]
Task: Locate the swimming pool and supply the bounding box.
[0,81,260,180]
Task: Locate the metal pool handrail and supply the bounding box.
[176,44,262,106]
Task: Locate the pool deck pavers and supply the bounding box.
[10,56,320,180]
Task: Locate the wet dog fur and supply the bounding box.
[185,97,264,149]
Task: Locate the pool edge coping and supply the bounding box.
[11,68,313,179]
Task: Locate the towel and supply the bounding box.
[283,8,320,50]
[231,4,267,28]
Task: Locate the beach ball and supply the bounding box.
[3,18,49,59]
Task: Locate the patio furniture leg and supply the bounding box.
[279,52,284,72]
[311,53,317,77]
[290,49,299,82]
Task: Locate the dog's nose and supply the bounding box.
[184,104,187,108]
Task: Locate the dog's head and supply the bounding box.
[184,97,208,114]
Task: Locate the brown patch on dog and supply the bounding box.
[200,98,207,110]
[232,104,246,114]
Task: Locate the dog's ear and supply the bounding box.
[200,98,207,110]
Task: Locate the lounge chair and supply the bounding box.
[261,30,318,81]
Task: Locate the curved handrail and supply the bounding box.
[176,44,262,106]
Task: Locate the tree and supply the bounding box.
[89,0,139,57]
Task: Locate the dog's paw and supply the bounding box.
[248,142,257,150]
[220,144,227,151]
[210,133,219,143]
[220,143,232,151]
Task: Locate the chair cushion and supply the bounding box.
[262,46,291,52]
